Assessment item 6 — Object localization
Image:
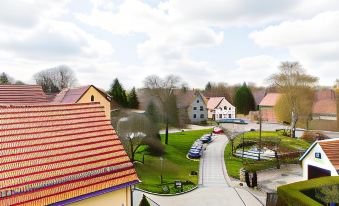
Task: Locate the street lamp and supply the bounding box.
[160,156,164,184]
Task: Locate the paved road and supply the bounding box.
[134,134,263,206]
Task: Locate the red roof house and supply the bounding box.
[0,102,138,205]
[0,85,47,105]
[259,93,281,123]
[312,89,337,120]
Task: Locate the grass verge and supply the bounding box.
[135,129,212,194]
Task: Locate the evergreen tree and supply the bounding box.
[139,195,151,206]
[234,83,256,115]
[205,81,212,91]
[0,72,10,84]
[127,87,139,109]
[108,78,128,107]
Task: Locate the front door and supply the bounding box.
[308,165,331,179]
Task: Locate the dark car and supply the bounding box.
[200,134,212,143]
[188,149,202,158]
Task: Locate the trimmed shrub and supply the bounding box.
[277,176,339,206]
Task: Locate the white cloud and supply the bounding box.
[249,11,339,86]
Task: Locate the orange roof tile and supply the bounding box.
[319,139,339,170]
[0,85,47,105]
[259,93,281,107]
[0,103,138,205]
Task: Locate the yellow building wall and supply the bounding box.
[69,187,131,206]
[77,86,111,119]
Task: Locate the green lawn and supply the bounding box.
[224,131,311,179]
[135,129,212,194]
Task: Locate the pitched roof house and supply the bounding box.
[0,102,138,205]
[207,97,236,120]
[312,89,337,120]
[173,90,208,124]
[52,85,112,119]
[259,93,281,123]
[300,139,339,180]
[0,85,47,104]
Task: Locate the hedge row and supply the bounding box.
[277,176,339,206]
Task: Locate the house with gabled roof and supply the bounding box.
[0,84,47,104]
[173,89,208,124]
[0,102,139,205]
[207,97,235,120]
[259,93,281,123]
[52,85,113,119]
[312,89,337,121]
[300,139,339,180]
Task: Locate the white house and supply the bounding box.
[207,97,236,120]
[299,139,339,180]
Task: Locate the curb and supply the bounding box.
[134,186,199,196]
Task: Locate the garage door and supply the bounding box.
[308,165,331,179]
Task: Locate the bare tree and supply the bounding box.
[34,65,77,93]
[117,113,159,162]
[269,62,318,137]
[144,75,182,145]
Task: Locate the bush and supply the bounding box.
[277,176,339,206]
[301,131,329,143]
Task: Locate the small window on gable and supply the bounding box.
[91,95,95,102]
[224,106,227,110]
[197,99,200,103]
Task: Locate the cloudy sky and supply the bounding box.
[0,0,338,90]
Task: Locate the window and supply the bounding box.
[224,106,227,110]
[229,107,231,110]
[228,114,232,118]
[219,114,222,118]
[193,114,197,118]
[193,107,197,110]
[200,106,203,111]
[200,114,204,118]
[197,99,200,103]
[223,114,227,118]
[90,95,94,102]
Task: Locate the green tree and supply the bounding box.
[127,87,139,109]
[234,83,256,115]
[205,82,212,91]
[139,195,151,206]
[145,101,159,124]
[269,62,317,138]
[0,72,10,84]
[108,78,128,107]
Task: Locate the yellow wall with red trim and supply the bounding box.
[77,86,111,119]
[69,187,131,206]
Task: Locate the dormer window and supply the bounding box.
[91,95,94,102]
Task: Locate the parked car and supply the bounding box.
[213,127,223,134]
[200,134,212,143]
[216,118,247,124]
[188,149,202,158]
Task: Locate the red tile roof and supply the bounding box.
[207,97,224,110]
[52,85,110,104]
[259,93,281,107]
[312,99,337,115]
[319,139,339,170]
[0,85,47,105]
[0,103,138,205]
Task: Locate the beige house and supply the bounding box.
[52,85,112,119]
[207,97,236,120]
